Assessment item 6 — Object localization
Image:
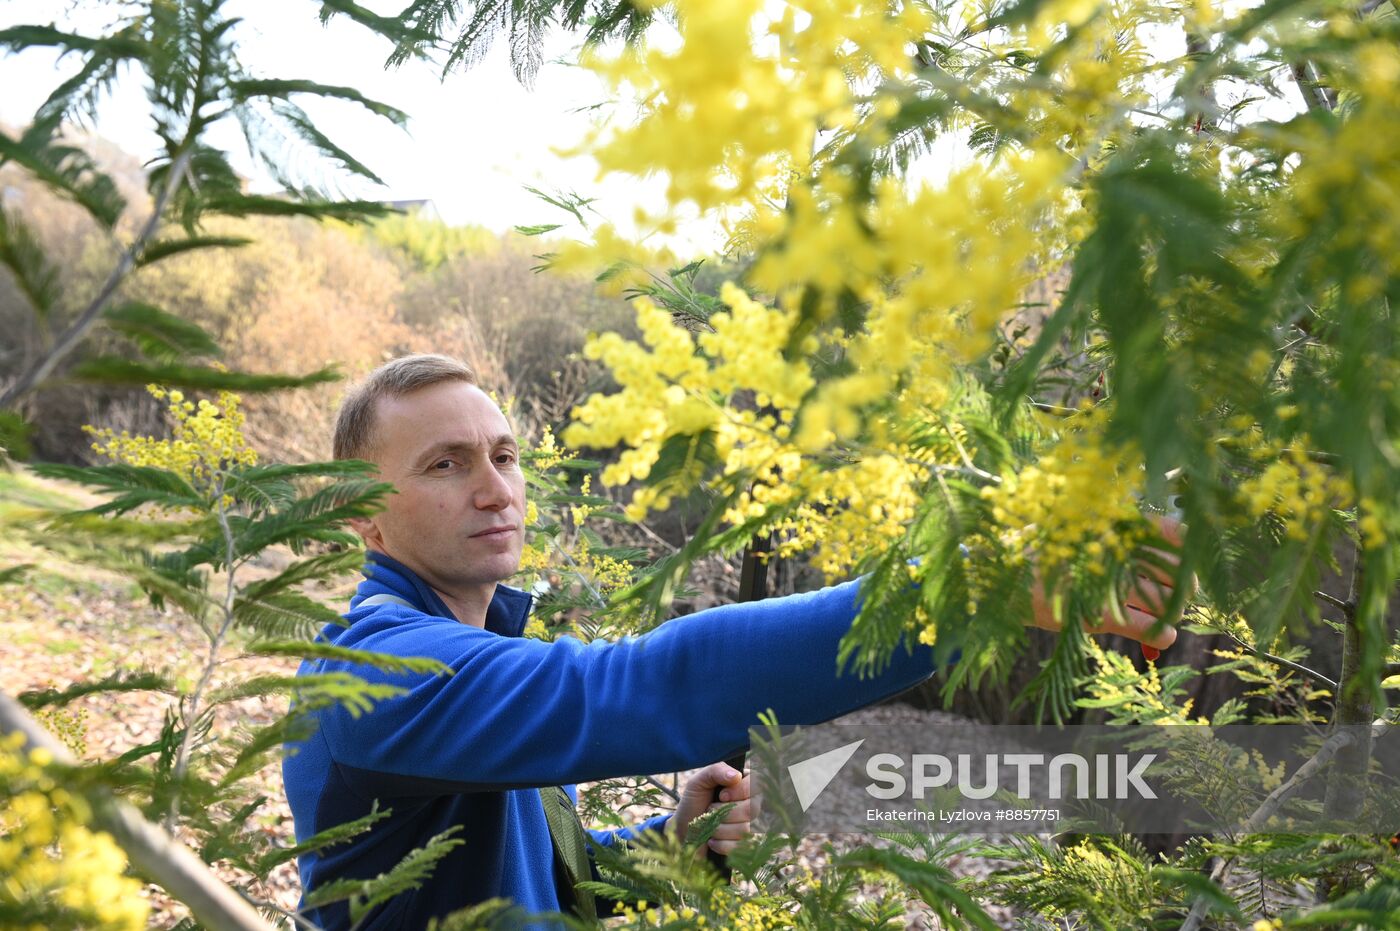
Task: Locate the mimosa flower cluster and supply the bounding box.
[1282,40,1400,289]
[86,385,258,493]
[981,410,1147,573]
[610,892,794,929]
[0,734,148,931]
[566,285,933,579]
[1235,439,1351,542]
[514,429,641,635]
[555,0,1398,713]
[586,0,931,212]
[563,0,1157,585]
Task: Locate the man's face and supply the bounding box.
[353,381,527,596]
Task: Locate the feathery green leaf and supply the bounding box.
[19,671,172,709]
[0,130,125,228]
[136,235,253,266]
[0,207,60,316]
[103,302,223,361]
[68,358,341,392]
[247,640,451,677]
[304,827,465,920]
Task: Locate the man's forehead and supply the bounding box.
[374,382,516,454]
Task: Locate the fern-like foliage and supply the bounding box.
[429,898,534,930]
[18,672,172,710]
[0,0,409,417]
[376,0,652,83]
[303,827,466,922]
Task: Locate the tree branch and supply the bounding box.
[644,774,680,802]
[1313,589,1355,619]
[169,472,241,831]
[236,890,320,931]
[1179,727,1362,931]
[935,412,1002,485]
[1185,31,1220,138]
[1226,634,1338,691]
[0,691,272,931]
[1029,400,1078,417]
[1317,561,1376,902]
[1291,60,1337,114]
[1180,548,1392,931]
[0,144,194,409]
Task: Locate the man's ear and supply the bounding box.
[349,516,385,551]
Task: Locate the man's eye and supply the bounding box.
[432,460,455,471]
[495,452,517,465]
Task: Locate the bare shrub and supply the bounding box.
[232,222,412,462]
[397,243,634,434]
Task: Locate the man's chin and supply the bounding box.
[457,551,524,586]
[384,547,520,589]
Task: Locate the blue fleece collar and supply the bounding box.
[356,550,534,638]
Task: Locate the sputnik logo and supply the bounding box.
[787,739,865,812]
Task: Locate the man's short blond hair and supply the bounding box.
[333,354,478,461]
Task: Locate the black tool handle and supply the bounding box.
[706,533,772,879]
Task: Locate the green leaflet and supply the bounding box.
[302,827,465,921]
[0,129,125,229]
[68,358,342,392]
[103,302,223,362]
[246,640,451,678]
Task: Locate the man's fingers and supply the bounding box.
[1124,575,1171,618]
[715,774,750,803]
[708,820,751,841]
[1039,582,1180,649]
[1134,549,1179,587]
[709,799,751,822]
[1027,579,1059,633]
[678,766,753,855]
[1133,514,1185,586]
[1088,604,1178,649]
[707,815,755,850]
[1151,513,1185,548]
[685,763,743,798]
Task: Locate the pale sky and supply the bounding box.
[4,1,1281,257]
[0,0,701,245]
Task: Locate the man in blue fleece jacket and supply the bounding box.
[284,354,1179,931]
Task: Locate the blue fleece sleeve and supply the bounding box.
[585,814,672,850]
[314,577,951,793]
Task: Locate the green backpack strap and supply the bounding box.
[540,785,598,922]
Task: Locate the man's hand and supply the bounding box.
[1026,515,1188,657]
[670,763,754,855]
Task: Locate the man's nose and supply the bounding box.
[473,463,514,511]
